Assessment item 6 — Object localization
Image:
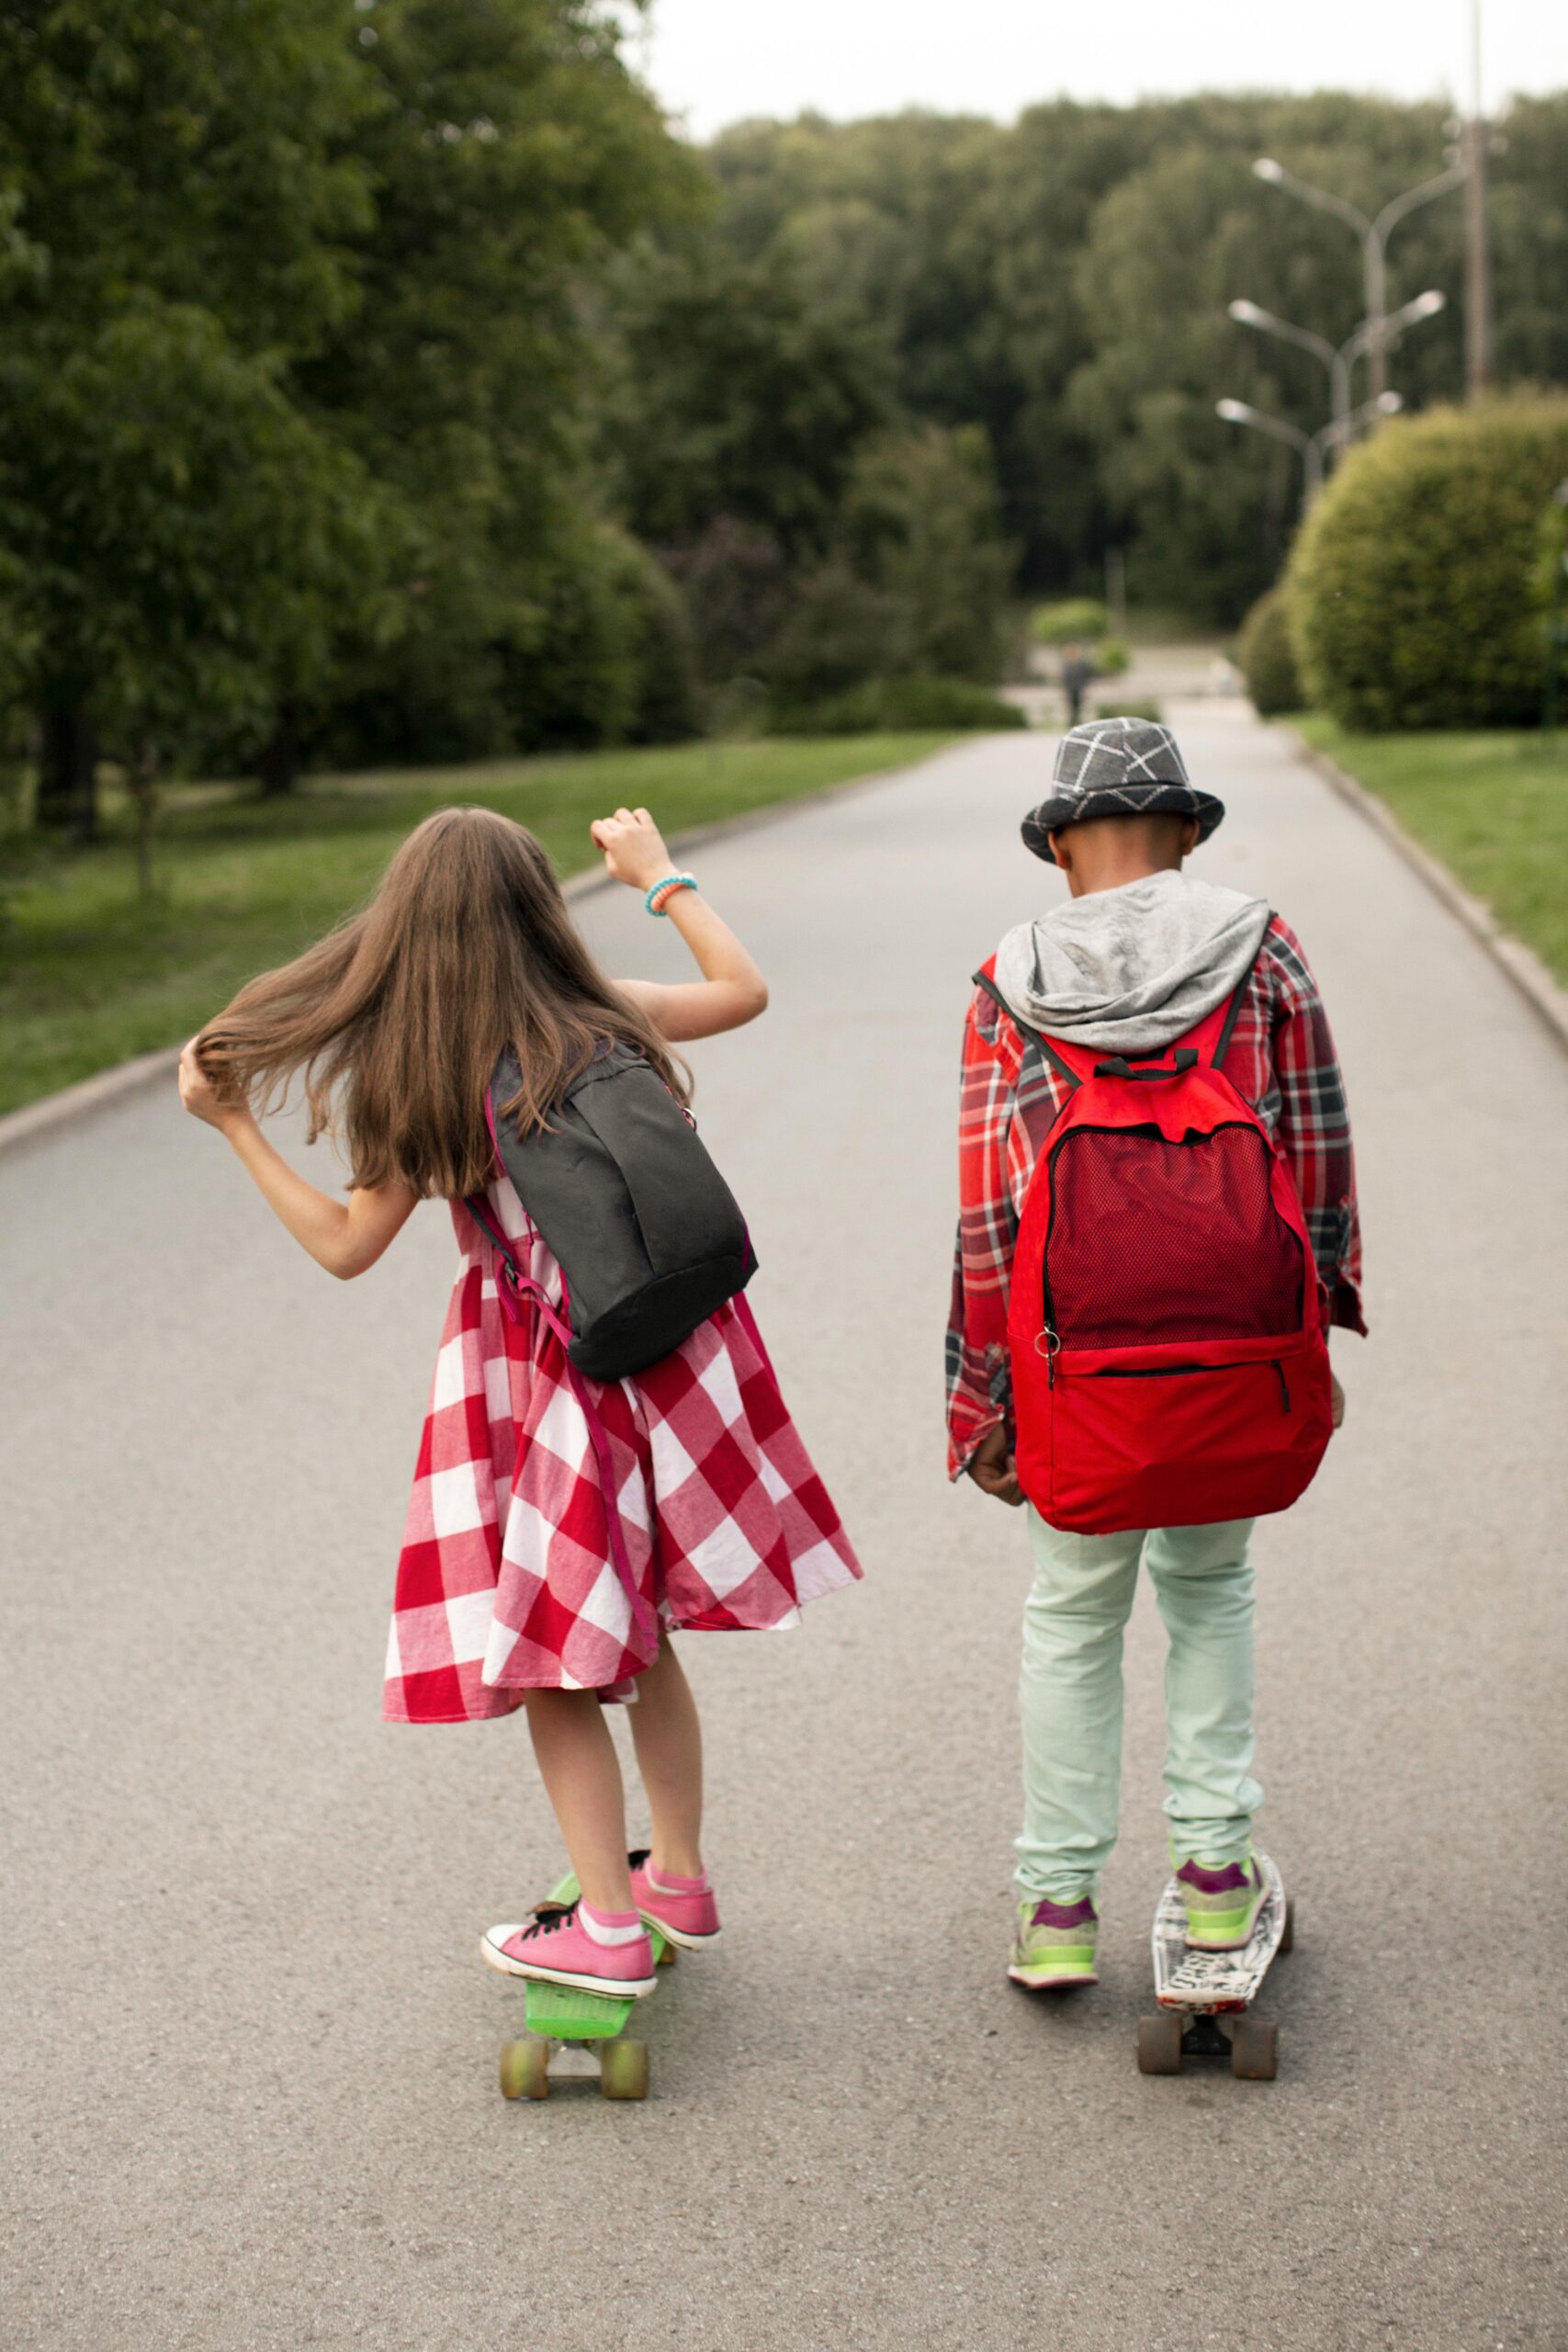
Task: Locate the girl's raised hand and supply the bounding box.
[590,806,672,892]
[178,1037,251,1134]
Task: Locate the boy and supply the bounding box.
[947,718,1363,1988]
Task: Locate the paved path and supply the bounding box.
[5,707,1565,2351]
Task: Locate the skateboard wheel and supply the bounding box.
[500,2038,550,2101]
[599,2038,649,2101]
[657,1942,679,1968]
[1136,2014,1183,2075]
[1230,2015,1279,2080]
[1278,1899,1294,1954]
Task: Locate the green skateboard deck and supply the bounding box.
[499,1870,672,2102]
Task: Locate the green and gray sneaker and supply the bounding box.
[1008,1894,1099,1990]
[1176,1854,1266,1951]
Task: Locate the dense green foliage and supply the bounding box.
[1296,718,1568,979]
[1236,587,1303,717]
[0,0,704,830]
[1289,398,1568,729]
[694,95,1568,620]
[4,31,1567,844]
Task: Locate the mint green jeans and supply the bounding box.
[1015,1509,1261,1904]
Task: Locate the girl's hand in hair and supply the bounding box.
[178,1037,253,1135]
[591,807,673,892]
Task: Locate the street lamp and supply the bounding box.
[1252,153,1467,399]
[1215,390,1403,514]
[1228,288,1445,459]
[1228,299,1351,444]
[1216,398,1324,506]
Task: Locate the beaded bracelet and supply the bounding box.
[645,871,698,916]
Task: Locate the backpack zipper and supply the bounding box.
[1050,1357,1297,1409]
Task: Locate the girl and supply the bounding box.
[179,803,860,1997]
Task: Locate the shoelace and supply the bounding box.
[519,1900,578,1942]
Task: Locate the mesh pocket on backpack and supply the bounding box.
[1045,1124,1304,1350]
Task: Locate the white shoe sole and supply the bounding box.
[479,1932,658,1997]
[637,1911,722,1952]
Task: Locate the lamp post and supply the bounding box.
[1226,293,1441,467]
[1216,392,1403,515]
[1215,399,1323,508]
[1252,153,1467,401]
[1228,300,1350,445]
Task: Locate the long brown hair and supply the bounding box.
[198,806,690,1197]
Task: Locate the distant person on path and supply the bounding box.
[179,805,859,2003]
[947,718,1363,1991]
[1060,642,1096,727]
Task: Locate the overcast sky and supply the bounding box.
[637,0,1567,142]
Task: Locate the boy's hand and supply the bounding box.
[590,806,673,893]
[967,1423,1024,1508]
[1331,1371,1346,1430]
[178,1037,251,1135]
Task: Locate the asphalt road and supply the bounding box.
[5,707,1566,2351]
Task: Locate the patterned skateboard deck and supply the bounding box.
[1153,1852,1288,2015]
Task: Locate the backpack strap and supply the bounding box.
[463,1187,524,1294]
[971,970,1082,1092]
[1211,917,1274,1071]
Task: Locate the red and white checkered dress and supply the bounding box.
[384,1176,862,1722]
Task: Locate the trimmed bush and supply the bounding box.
[1095,635,1131,676]
[1093,696,1163,724]
[1031,597,1108,644]
[1236,587,1303,717]
[772,674,1027,735]
[1288,396,1568,730]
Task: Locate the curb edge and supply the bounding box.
[1283,727,1568,1057]
[0,737,965,1158]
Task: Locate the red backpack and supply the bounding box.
[976,944,1333,1535]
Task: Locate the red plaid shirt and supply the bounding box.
[946,914,1365,1478]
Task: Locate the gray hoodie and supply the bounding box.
[992,870,1270,1055]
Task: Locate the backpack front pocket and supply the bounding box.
[1043,1339,1332,1535]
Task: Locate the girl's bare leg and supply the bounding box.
[626,1637,705,1880]
[522,1689,637,1914]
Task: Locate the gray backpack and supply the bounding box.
[465,1043,756,1382]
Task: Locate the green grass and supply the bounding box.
[0,733,954,1114]
[1293,718,1568,986]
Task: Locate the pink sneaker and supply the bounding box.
[628,1849,722,1949]
[480,1901,658,1996]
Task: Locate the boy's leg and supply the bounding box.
[1145,1520,1261,1871]
[1015,1511,1145,1904]
[626,1634,705,1880]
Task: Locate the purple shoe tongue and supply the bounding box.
[1031,1896,1097,1929]
[1177,1859,1249,1894]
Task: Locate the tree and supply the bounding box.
[842,423,1012,679]
[1,307,390,895]
[0,0,373,828]
[298,0,702,766]
[606,240,893,557]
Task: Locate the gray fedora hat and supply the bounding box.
[1021,717,1224,865]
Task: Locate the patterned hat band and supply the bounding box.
[1021,717,1225,865]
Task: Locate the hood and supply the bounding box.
[992,870,1270,1055]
